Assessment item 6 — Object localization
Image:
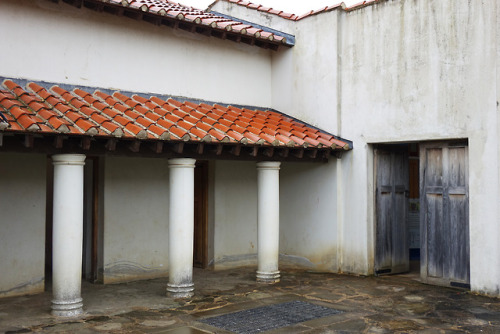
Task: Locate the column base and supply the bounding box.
[51,297,84,317]
[256,270,280,284]
[167,282,194,298]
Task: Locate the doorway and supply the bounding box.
[82,157,102,283]
[193,160,209,268]
[374,141,470,288]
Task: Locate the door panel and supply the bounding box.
[425,193,444,278]
[420,142,469,287]
[375,147,409,275]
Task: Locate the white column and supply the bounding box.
[51,154,85,317]
[256,161,281,283]
[167,158,196,298]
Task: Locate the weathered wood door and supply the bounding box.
[375,146,410,275]
[420,142,470,288]
[193,161,208,268]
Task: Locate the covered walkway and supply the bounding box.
[1,268,499,333]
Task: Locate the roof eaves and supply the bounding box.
[0,77,353,157]
[53,0,289,50]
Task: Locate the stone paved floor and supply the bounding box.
[1,268,500,333]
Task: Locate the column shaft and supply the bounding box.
[256,161,281,283]
[51,154,85,317]
[167,158,196,298]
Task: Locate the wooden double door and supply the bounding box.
[375,142,470,288]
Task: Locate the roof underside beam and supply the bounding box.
[0,133,340,162]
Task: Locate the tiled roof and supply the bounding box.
[220,0,382,21]
[0,79,351,155]
[51,0,291,50]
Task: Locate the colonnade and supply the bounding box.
[50,155,281,316]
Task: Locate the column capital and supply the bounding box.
[168,158,196,169]
[256,161,281,170]
[52,154,86,166]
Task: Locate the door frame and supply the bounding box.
[83,156,102,283]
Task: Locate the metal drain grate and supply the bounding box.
[200,300,343,334]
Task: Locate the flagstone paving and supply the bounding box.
[1,268,499,333]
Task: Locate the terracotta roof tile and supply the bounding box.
[244,131,262,144]
[169,125,190,140]
[262,127,276,136]
[202,115,217,125]
[208,128,228,142]
[0,79,351,151]
[221,0,382,21]
[156,118,174,129]
[218,119,233,128]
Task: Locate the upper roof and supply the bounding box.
[47,0,292,50]
[0,78,351,161]
[218,0,382,21]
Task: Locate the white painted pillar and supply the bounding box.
[256,161,281,283]
[51,154,85,317]
[167,158,196,298]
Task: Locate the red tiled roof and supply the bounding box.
[55,0,291,49]
[220,0,382,21]
[0,79,350,152]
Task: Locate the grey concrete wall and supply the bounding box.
[0,153,46,297]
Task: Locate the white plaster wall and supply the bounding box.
[279,161,338,271]
[0,0,272,107]
[494,3,500,298]
[103,157,169,283]
[272,11,340,134]
[0,153,46,297]
[337,0,500,295]
[213,160,258,268]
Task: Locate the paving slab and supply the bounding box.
[0,268,499,333]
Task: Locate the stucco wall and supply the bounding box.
[267,0,500,296]
[103,157,169,283]
[0,153,46,297]
[495,0,500,297]
[279,161,338,271]
[213,160,258,268]
[272,11,340,133]
[0,0,272,107]
[337,0,499,294]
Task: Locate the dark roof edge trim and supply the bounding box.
[210,11,296,46]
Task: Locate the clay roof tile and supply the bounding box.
[0,79,351,155]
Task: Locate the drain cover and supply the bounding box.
[200,300,342,334]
